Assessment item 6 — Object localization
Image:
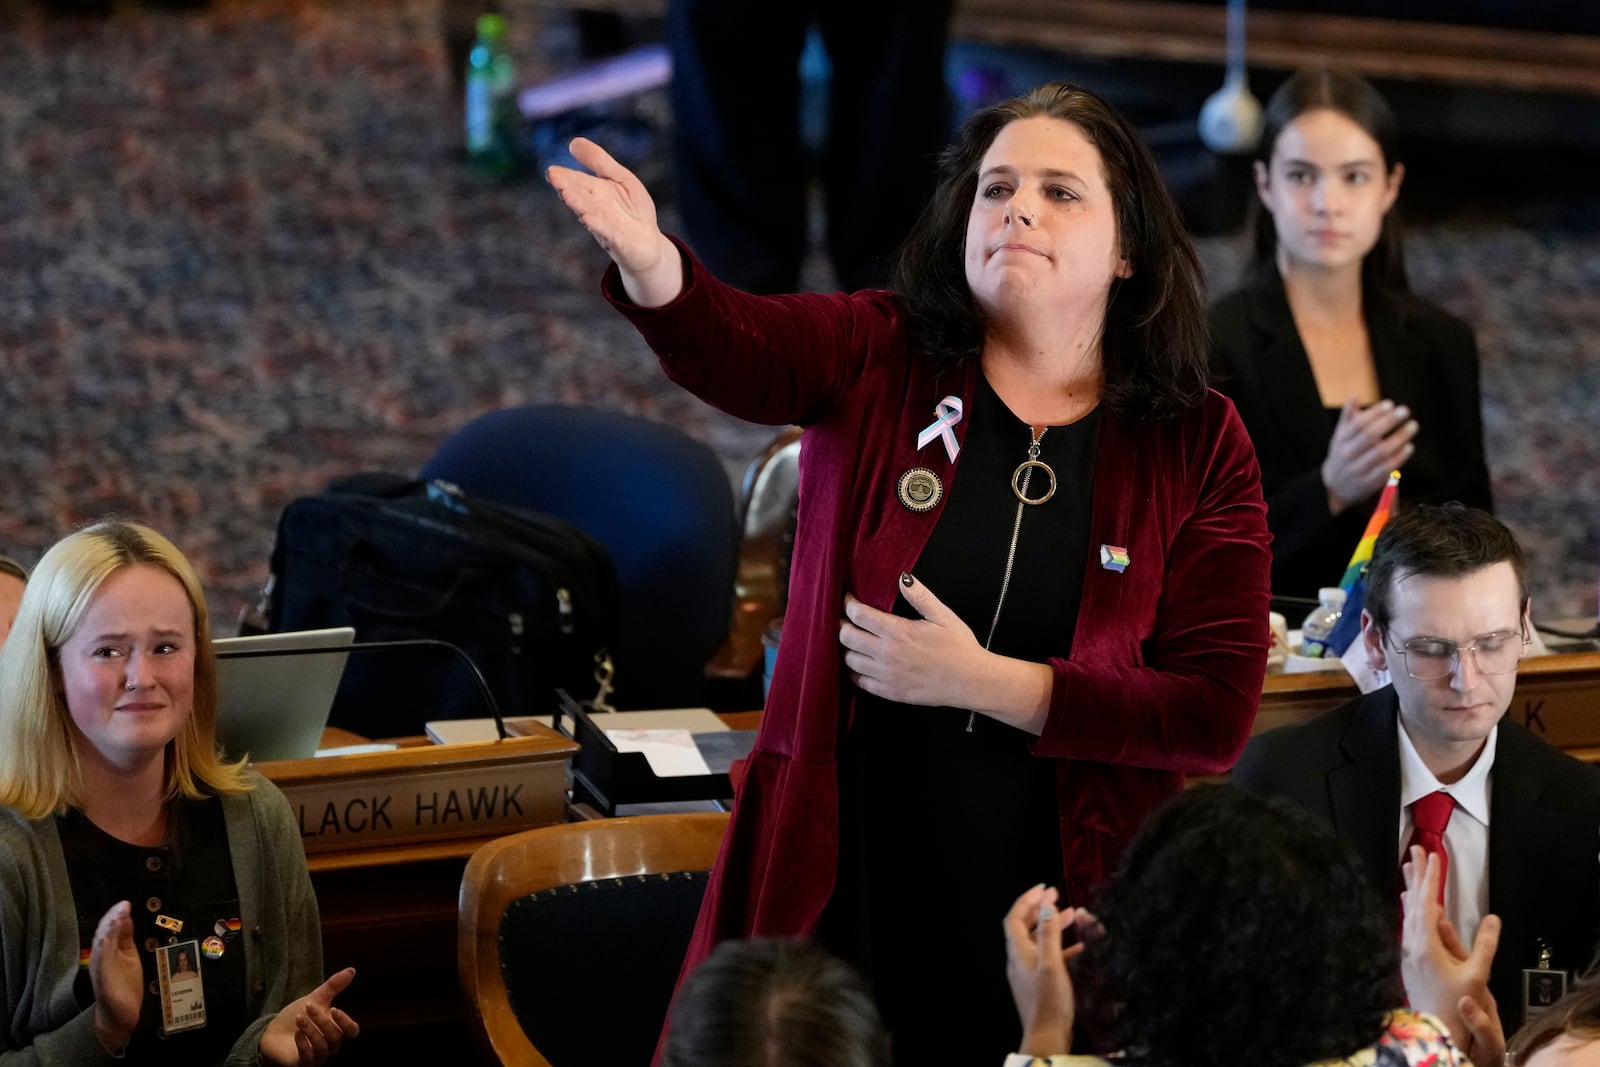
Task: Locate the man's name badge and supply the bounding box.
[898,468,943,513]
[1099,545,1131,573]
[1523,967,1568,1021]
[156,938,207,1035]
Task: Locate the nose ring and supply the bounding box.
[125,683,136,691]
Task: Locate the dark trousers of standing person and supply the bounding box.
[667,1,952,294]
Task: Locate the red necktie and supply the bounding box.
[1406,790,1456,906]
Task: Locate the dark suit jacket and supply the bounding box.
[1210,268,1494,600]
[1233,687,1600,1029]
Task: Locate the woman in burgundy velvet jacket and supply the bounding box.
[550,83,1272,1061]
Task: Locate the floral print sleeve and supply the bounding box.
[1311,1010,1468,1067]
[1001,1009,1466,1067]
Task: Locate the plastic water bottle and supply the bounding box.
[1300,587,1347,658]
[465,14,521,179]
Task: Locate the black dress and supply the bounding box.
[822,373,1099,1064]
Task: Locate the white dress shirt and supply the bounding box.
[1397,721,1496,946]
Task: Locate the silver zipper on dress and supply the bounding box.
[969,428,1045,733]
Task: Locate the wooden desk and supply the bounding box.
[307,835,503,1035]
[259,728,577,1036]
[283,656,1600,1046]
[1255,651,1600,753]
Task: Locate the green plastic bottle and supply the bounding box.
[465,14,521,179]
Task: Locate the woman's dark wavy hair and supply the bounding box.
[1084,785,1400,1067]
[891,82,1209,418]
[1250,68,1410,292]
[661,938,889,1067]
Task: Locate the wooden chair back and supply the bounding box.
[457,812,730,1066]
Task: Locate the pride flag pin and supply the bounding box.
[1099,545,1131,573]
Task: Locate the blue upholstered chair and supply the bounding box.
[457,813,730,1066]
[421,405,739,711]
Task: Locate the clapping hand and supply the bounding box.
[1004,885,1086,1057]
[1321,398,1416,514]
[1400,847,1504,1067]
[89,901,144,1054]
[258,967,360,1066]
[545,137,682,307]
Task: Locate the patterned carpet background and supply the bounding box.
[1,0,1596,629]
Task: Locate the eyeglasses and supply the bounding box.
[1388,629,1530,681]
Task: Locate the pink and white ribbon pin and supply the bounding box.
[916,395,963,462]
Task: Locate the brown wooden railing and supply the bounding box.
[502,0,1600,97]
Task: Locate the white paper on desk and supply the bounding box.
[605,729,712,778]
[424,708,730,746]
[314,743,399,757]
[585,708,727,733]
[1340,639,1389,694]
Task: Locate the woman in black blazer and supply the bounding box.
[1210,70,1492,601]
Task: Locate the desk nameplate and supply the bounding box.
[259,729,578,854]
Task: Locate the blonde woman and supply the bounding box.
[0,521,357,1065]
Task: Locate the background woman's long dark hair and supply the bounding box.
[1249,69,1411,293]
[892,82,1210,419]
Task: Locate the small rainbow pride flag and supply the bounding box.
[1338,470,1401,594]
[1320,470,1402,656]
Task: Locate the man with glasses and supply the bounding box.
[1234,503,1600,1031]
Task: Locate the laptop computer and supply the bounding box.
[213,627,356,762]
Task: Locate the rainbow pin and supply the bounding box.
[1099,544,1131,573]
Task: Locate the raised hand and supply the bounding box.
[1004,884,1084,1057]
[1400,847,1503,1067]
[90,901,143,1054]
[1321,397,1417,514]
[259,967,360,1066]
[545,137,683,307]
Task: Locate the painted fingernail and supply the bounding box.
[900,572,914,587]
[1039,902,1057,922]
[1379,400,1394,412]
[1394,405,1410,418]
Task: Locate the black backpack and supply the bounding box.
[259,473,618,739]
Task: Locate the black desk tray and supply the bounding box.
[552,691,735,817]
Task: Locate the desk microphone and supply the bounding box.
[215,637,508,740]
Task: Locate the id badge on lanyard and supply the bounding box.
[156,939,208,1035]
